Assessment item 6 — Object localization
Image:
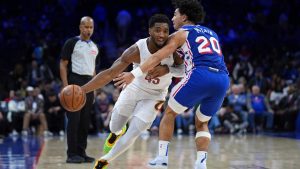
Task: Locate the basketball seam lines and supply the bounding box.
[80,90,85,108]
[62,91,68,111]
[72,85,75,110]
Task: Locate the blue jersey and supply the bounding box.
[168,25,230,116]
[177,25,228,74]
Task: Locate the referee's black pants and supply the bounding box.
[66,73,94,157]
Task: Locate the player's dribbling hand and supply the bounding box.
[113,72,135,88]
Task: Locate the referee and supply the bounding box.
[60,16,98,163]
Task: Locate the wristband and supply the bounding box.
[131,67,143,77]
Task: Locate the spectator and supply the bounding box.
[27,60,44,87]
[227,84,248,133]
[220,105,243,134]
[269,74,285,106]
[276,84,300,131]
[94,90,113,133]
[44,90,65,136]
[249,68,270,94]
[247,85,274,132]
[208,113,221,134]
[150,111,163,135]
[7,90,26,135]
[232,58,253,81]
[22,87,51,136]
[7,63,26,90]
[175,108,194,135]
[0,107,9,138]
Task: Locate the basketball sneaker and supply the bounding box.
[93,159,108,169]
[103,125,127,154]
[148,156,168,168]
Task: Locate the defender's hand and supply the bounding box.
[147,65,169,78]
[113,72,135,88]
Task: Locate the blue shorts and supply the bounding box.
[168,67,230,117]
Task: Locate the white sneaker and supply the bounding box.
[177,129,183,135]
[22,130,28,136]
[59,130,65,136]
[148,156,168,168]
[43,131,53,137]
[31,127,36,134]
[11,130,18,136]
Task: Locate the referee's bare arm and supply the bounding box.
[60,59,69,87]
[81,44,140,93]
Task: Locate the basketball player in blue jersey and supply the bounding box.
[114,0,230,168]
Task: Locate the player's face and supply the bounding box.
[149,23,169,47]
[80,20,94,39]
[172,8,185,30]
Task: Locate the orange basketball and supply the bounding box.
[59,84,86,112]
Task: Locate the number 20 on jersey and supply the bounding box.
[196,36,222,56]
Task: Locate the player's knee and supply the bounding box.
[134,117,151,132]
[109,121,123,134]
[195,131,211,140]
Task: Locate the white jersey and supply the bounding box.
[130,38,174,100]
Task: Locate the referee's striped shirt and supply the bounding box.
[61,36,99,76]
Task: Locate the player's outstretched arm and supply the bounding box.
[139,30,186,74]
[81,44,140,93]
[113,30,187,87]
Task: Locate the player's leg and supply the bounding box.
[148,106,178,168]
[94,117,152,168]
[194,105,212,169]
[103,110,128,154]
[102,104,134,154]
[102,86,138,154]
[194,79,229,169]
[149,73,202,167]
[149,90,191,167]
[94,100,158,169]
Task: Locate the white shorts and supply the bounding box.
[112,84,164,123]
[167,79,189,114]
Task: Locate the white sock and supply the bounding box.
[158,140,169,157]
[195,151,207,169]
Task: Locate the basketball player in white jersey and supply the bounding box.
[81,14,184,169]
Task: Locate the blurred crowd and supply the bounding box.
[0,0,300,138]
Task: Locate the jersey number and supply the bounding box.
[145,75,160,84]
[196,36,222,56]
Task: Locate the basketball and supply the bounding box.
[59,84,86,112]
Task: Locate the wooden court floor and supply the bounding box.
[37,134,300,169]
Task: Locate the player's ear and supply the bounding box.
[182,15,188,22]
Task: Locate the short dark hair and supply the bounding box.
[172,0,205,24]
[148,14,170,28]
